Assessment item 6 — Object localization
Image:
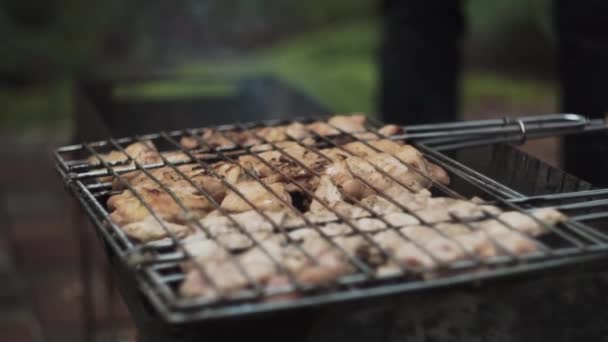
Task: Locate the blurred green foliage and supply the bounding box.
[0,0,556,130]
[0,81,71,129]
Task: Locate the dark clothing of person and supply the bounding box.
[380,0,608,187]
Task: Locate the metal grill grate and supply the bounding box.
[54,115,608,323]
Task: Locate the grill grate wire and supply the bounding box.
[55,115,608,322]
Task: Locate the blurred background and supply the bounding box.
[0,0,561,341]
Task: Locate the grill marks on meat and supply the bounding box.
[221,181,291,212]
[122,216,191,242]
[107,183,215,227]
[178,206,566,297]
[87,115,571,300]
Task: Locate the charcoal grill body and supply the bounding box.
[66,86,608,342]
[111,252,608,342]
[98,143,607,342]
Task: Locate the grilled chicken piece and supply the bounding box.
[323,143,448,199]
[238,142,328,187]
[356,139,450,186]
[399,226,466,263]
[324,158,371,199]
[360,195,401,215]
[496,208,566,236]
[340,154,426,197]
[254,122,312,142]
[107,181,216,226]
[321,223,353,236]
[308,114,367,136]
[309,176,369,218]
[328,114,367,133]
[182,234,224,259]
[469,221,540,255]
[87,141,161,182]
[180,256,247,299]
[87,141,158,166]
[304,210,338,224]
[295,236,355,285]
[285,122,311,140]
[413,199,484,223]
[180,136,199,150]
[374,230,436,273]
[431,208,563,238]
[356,218,387,232]
[310,176,343,212]
[180,235,286,298]
[180,235,313,298]
[122,216,191,242]
[181,115,366,151]
[199,210,288,236]
[434,209,554,257]
[216,231,275,251]
[334,235,386,267]
[113,164,226,199]
[378,124,403,136]
[452,231,499,258]
[180,228,357,298]
[384,212,420,227]
[332,139,449,187]
[255,126,288,142]
[180,129,260,150]
[221,181,291,212]
[399,196,502,224]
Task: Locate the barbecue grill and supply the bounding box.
[54,114,608,341]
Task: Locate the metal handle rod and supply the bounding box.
[391,113,592,141]
[424,121,608,151]
[402,113,586,132]
[405,116,607,151]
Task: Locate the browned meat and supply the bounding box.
[378,124,403,136]
[310,176,343,212]
[182,234,224,259]
[496,208,566,236]
[87,141,162,183]
[180,129,260,150]
[352,139,450,186]
[88,141,158,166]
[398,225,464,261]
[309,176,369,219]
[199,210,288,237]
[221,181,291,212]
[322,141,448,200]
[122,216,191,242]
[374,230,436,273]
[384,212,420,227]
[253,122,312,142]
[238,142,328,188]
[107,181,216,226]
[295,236,355,285]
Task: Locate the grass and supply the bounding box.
[0,80,72,131]
[1,16,556,130]
[113,80,238,100]
[178,18,556,114]
[464,71,556,108]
